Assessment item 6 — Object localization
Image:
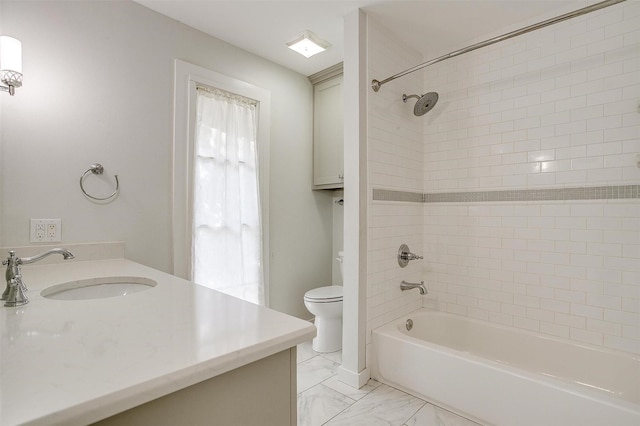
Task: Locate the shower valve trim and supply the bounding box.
[398,244,423,268]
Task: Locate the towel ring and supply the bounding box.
[80,163,119,201]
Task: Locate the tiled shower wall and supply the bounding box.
[366,18,425,339]
[420,2,640,354]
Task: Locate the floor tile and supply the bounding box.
[404,403,482,426]
[297,355,339,394]
[322,377,381,401]
[319,349,342,364]
[324,383,425,426]
[298,384,356,426]
[297,340,317,363]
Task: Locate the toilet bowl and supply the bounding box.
[304,251,343,353]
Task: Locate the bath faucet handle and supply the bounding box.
[398,244,424,268]
[3,250,17,266]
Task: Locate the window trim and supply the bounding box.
[172,59,271,306]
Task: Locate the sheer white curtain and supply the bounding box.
[192,86,264,305]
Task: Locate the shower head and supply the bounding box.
[402,92,439,116]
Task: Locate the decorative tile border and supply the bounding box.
[372,189,424,203]
[373,185,640,203]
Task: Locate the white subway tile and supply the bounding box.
[622,298,640,313]
[571,303,603,320]
[587,242,622,257]
[555,265,587,280]
[556,241,587,254]
[587,88,623,106]
[622,83,640,100]
[587,168,623,183]
[570,27,603,48]
[570,328,603,346]
[555,96,586,112]
[623,244,640,258]
[557,70,587,90]
[514,316,540,332]
[489,311,514,326]
[542,298,570,314]
[539,159,569,173]
[622,270,640,287]
[556,145,587,160]
[587,293,622,310]
[587,62,624,81]
[571,105,604,122]
[605,71,640,91]
[588,35,624,56]
[588,7,624,30]
[527,173,556,186]
[571,79,604,97]
[556,170,588,184]
[555,121,587,136]
[571,278,603,294]
[541,321,570,338]
[556,312,586,329]
[604,309,638,325]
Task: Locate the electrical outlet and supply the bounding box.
[30,219,62,242]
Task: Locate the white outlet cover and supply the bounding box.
[30,219,62,242]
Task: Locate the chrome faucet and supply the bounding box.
[2,248,75,307]
[400,280,427,295]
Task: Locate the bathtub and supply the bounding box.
[371,309,640,426]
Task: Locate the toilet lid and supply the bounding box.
[304,285,343,302]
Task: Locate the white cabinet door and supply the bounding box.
[313,75,343,189]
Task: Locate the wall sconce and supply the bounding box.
[0,36,23,96]
[286,30,330,58]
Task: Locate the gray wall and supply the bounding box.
[0,0,333,318]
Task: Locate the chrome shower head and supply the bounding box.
[402,92,439,116]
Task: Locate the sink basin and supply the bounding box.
[41,276,157,300]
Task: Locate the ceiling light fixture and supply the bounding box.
[287,30,330,58]
[0,36,22,96]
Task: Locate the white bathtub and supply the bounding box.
[371,309,640,426]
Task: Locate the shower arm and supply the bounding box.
[402,94,420,102]
[371,0,626,92]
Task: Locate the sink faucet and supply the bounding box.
[400,280,427,295]
[2,248,75,307]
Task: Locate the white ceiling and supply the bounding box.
[134,0,579,77]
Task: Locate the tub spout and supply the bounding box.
[400,280,427,295]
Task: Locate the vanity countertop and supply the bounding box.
[0,258,316,426]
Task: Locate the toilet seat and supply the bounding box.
[304,286,343,303]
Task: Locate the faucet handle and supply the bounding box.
[3,250,18,266]
[398,244,424,268]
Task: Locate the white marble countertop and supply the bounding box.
[0,258,316,426]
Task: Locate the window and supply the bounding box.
[173,60,271,306]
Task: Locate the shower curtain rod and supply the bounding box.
[371,0,626,92]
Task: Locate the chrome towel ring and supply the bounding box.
[80,163,119,201]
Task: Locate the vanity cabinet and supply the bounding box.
[0,256,315,426]
[311,64,343,189]
[95,348,297,426]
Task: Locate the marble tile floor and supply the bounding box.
[296,341,483,426]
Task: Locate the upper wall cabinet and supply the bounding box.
[310,64,343,190]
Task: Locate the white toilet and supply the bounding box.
[304,251,343,353]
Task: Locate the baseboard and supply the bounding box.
[337,365,370,389]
